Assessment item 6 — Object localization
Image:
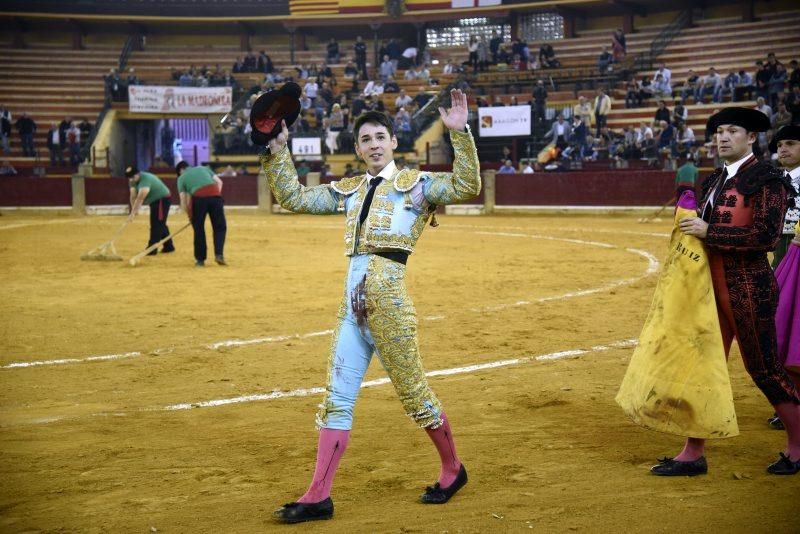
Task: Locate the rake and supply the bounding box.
[80,219,131,261]
[638,196,676,224]
[128,222,191,266]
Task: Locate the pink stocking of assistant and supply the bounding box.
[774,402,800,460]
[298,428,350,503]
[674,437,705,462]
[425,413,462,487]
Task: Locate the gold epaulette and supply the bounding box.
[393,169,421,192]
[330,175,367,195]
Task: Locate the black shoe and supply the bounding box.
[146,249,158,256]
[161,247,175,254]
[215,255,227,266]
[273,498,333,524]
[650,456,707,477]
[768,413,785,430]
[420,464,468,504]
[195,260,204,267]
[767,453,800,475]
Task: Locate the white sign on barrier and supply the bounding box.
[478,105,532,137]
[128,86,232,114]
[291,137,322,156]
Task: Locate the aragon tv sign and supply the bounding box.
[478,105,531,137]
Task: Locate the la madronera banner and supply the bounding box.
[129,86,232,114]
[478,105,531,137]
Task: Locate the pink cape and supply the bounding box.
[775,240,800,372]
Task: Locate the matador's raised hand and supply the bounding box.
[438,89,468,132]
[268,119,290,154]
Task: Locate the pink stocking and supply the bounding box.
[298,428,350,503]
[674,437,705,462]
[425,413,462,487]
[774,402,800,460]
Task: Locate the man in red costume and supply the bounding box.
[653,107,800,476]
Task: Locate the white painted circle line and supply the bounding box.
[160,338,639,411]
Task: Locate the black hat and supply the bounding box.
[124,165,138,178]
[175,160,189,176]
[249,82,302,146]
[769,124,800,153]
[706,107,770,133]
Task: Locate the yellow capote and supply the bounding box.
[616,205,739,438]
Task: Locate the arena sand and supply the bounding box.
[0,211,795,533]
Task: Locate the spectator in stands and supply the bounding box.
[490,31,503,65]
[395,89,412,111]
[104,68,122,101]
[258,51,274,74]
[789,59,800,91]
[384,75,400,94]
[67,121,81,165]
[326,38,340,64]
[654,100,671,125]
[755,60,771,100]
[639,130,657,164]
[319,81,334,109]
[538,43,559,68]
[476,96,489,108]
[393,107,413,151]
[379,55,395,83]
[401,46,418,69]
[675,122,695,156]
[46,122,64,166]
[773,102,792,130]
[325,104,346,153]
[593,88,611,136]
[769,63,788,109]
[0,106,10,155]
[695,68,722,104]
[598,46,613,73]
[467,36,479,74]
[672,98,688,126]
[498,159,516,173]
[544,115,571,151]
[756,96,774,121]
[717,70,739,102]
[344,61,358,79]
[532,79,547,121]
[362,79,384,97]
[404,66,418,81]
[654,63,672,85]
[417,63,431,85]
[734,69,754,102]
[443,58,457,74]
[0,159,17,175]
[343,163,356,178]
[232,57,244,73]
[678,69,699,103]
[304,79,319,104]
[492,96,505,107]
[15,112,36,157]
[126,68,139,87]
[354,36,368,80]
[412,86,430,109]
[570,115,588,160]
[787,85,800,124]
[244,52,257,72]
[387,39,403,69]
[520,159,534,173]
[477,37,489,73]
[196,71,209,87]
[636,121,653,144]
[573,96,593,128]
[624,78,641,108]
[765,51,783,77]
[652,73,672,99]
[638,76,653,103]
[179,71,193,87]
[611,29,626,63]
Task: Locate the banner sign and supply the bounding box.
[478,105,531,137]
[292,137,322,156]
[128,86,232,114]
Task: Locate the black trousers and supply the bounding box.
[191,195,227,261]
[148,197,174,252]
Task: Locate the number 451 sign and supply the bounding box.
[291,137,321,156]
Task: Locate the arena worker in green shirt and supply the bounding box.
[127,166,175,255]
[176,161,227,267]
[675,153,699,198]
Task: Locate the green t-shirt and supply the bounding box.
[131,172,170,205]
[177,166,216,195]
[675,162,698,187]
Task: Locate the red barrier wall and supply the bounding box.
[0,177,72,207]
[495,171,677,206]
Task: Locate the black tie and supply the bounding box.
[702,168,728,222]
[359,176,382,225]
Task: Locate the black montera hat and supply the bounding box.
[249,82,302,146]
[124,165,138,178]
[769,124,800,153]
[706,107,770,133]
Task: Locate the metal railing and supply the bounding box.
[625,10,691,75]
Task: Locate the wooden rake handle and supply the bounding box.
[128,222,191,266]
